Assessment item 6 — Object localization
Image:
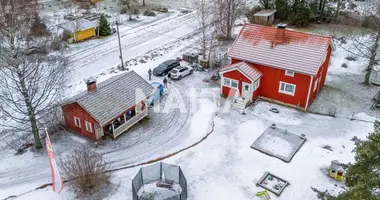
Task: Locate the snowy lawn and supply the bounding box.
[10,101,377,200]
[294,24,380,119]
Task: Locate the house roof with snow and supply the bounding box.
[254,9,277,17]
[228,24,332,76]
[63,71,153,126]
[58,19,96,32]
[220,61,263,81]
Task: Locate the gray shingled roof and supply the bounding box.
[67,71,154,126]
[58,19,96,32]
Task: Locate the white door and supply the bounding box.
[242,82,251,101]
[94,124,104,139]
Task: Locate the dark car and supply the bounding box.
[153,60,180,76]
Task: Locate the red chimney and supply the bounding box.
[275,23,287,44]
[86,78,97,92]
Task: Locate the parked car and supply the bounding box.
[146,82,164,105]
[153,60,180,76]
[169,66,193,80]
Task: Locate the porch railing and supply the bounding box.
[113,108,148,139]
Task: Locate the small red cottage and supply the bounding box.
[220,24,333,110]
[61,71,153,140]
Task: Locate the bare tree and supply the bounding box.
[60,148,111,198]
[258,0,273,9]
[338,2,380,85]
[0,0,69,149]
[334,0,346,21]
[214,0,246,40]
[194,0,216,59]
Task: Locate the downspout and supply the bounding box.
[305,75,314,111]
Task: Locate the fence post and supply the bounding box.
[160,162,163,180]
[141,168,144,186]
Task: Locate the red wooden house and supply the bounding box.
[220,24,333,110]
[61,71,153,140]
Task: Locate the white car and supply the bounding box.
[169,66,193,80]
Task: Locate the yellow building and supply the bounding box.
[59,19,96,43]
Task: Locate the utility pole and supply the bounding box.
[116,21,125,70]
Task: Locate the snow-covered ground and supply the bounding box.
[1,1,379,199]
[296,24,380,119]
[8,101,377,200]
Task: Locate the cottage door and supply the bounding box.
[242,82,251,101]
[94,124,104,139]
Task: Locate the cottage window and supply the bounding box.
[74,117,81,128]
[231,80,238,88]
[285,70,295,77]
[314,78,319,92]
[223,78,231,86]
[85,121,93,133]
[279,82,296,96]
[253,79,260,91]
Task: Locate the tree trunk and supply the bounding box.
[334,0,342,21]
[226,2,232,40]
[18,74,42,149]
[143,0,145,6]
[364,35,379,85]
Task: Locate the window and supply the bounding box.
[85,121,93,133]
[285,70,295,77]
[244,85,249,91]
[314,78,319,92]
[279,82,296,96]
[74,117,81,128]
[231,80,238,88]
[223,78,231,86]
[253,79,260,91]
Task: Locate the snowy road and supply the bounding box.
[0,9,205,198]
[66,10,197,84]
[0,72,217,199]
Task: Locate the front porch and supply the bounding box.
[105,103,149,139]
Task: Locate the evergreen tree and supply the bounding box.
[275,0,289,21]
[98,14,111,36]
[341,121,380,200]
[290,0,310,27]
[314,121,380,200]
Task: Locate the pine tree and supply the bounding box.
[290,0,310,27]
[98,14,111,36]
[275,0,289,21]
[314,121,380,200]
[341,121,380,200]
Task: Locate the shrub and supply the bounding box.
[60,148,110,196]
[362,15,380,29]
[348,2,357,9]
[345,55,357,61]
[120,7,128,14]
[341,63,348,68]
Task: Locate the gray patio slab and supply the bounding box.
[250,125,306,162]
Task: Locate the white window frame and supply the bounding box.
[85,121,93,133]
[285,70,295,77]
[313,78,319,92]
[223,78,231,87]
[231,80,238,88]
[279,81,296,96]
[252,79,260,91]
[74,117,81,128]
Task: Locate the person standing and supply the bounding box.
[163,76,168,88]
[148,68,152,81]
